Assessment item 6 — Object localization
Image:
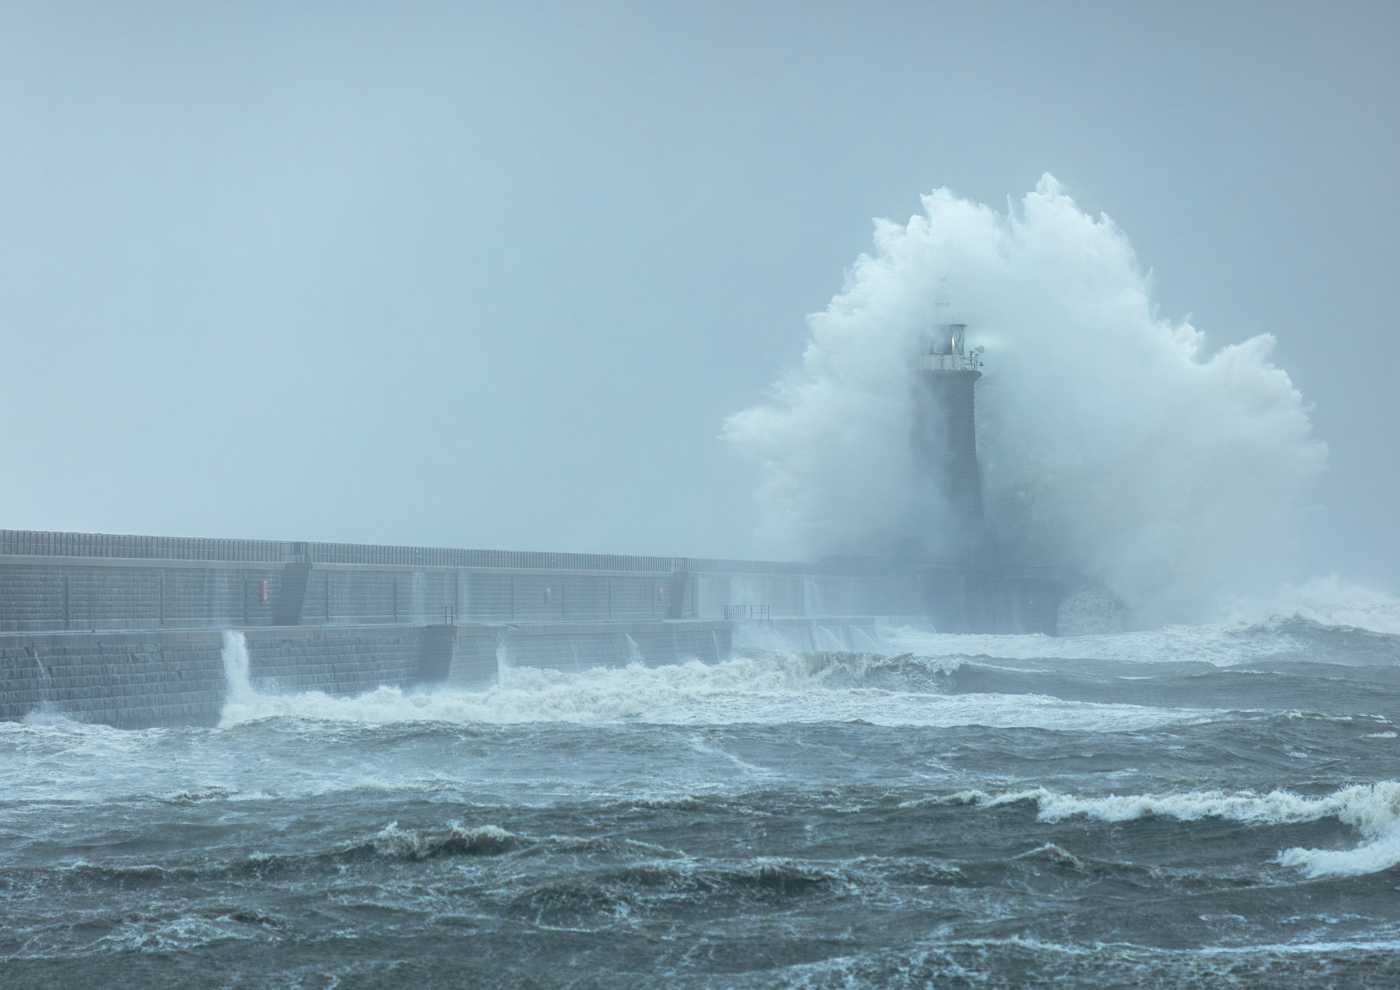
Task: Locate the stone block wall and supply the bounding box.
[0,629,227,728]
[242,626,424,696]
[0,626,427,728]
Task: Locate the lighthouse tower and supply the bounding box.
[913,306,986,555]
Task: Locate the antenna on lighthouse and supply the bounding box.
[924,279,968,360]
[934,278,953,321]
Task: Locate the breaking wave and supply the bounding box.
[881,607,1400,666]
[361,822,524,859]
[958,781,1400,878]
[1224,575,1400,637]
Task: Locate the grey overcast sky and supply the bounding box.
[1,1,1396,586]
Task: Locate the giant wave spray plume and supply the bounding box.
[9,179,1400,990]
[726,176,1327,626]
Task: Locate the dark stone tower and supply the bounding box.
[913,320,986,554]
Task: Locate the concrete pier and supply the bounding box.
[0,529,1060,727]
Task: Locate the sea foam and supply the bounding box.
[216,650,1197,732]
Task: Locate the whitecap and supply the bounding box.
[960,781,1400,878]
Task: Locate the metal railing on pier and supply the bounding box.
[0,529,676,572]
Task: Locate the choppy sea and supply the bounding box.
[6,608,1400,988]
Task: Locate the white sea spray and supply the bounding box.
[220,630,254,704]
[726,176,1325,626]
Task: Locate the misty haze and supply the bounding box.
[3,3,1399,989]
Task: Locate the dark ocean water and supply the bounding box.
[5,616,1400,988]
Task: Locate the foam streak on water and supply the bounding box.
[6,610,1400,989]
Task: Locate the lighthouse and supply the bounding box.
[913,313,986,555]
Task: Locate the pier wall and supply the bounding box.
[0,619,736,729]
[0,552,1050,634]
[0,529,1060,728]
